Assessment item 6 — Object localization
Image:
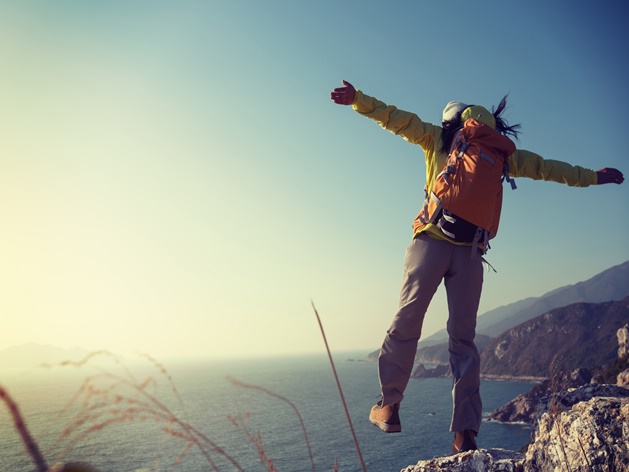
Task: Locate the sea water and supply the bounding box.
[0,353,535,472]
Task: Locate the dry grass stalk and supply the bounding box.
[0,385,49,472]
[48,351,244,471]
[312,301,367,472]
[228,411,278,472]
[227,377,316,471]
[548,355,572,472]
[575,432,591,470]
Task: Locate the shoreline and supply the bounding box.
[357,358,547,382]
[481,374,546,383]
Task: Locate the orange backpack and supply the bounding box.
[414,118,517,255]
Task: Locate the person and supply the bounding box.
[329,80,625,454]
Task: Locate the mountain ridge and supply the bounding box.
[0,343,93,369]
[480,297,629,377]
[418,260,629,347]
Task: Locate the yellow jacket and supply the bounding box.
[352,90,598,242]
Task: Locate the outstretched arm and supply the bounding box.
[509,150,624,187]
[330,80,356,105]
[595,168,624,185]
[329,80,438,149]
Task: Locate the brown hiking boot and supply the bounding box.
[452,429,478,454]
[369,400,401,433]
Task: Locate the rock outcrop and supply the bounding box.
[618,369,629,386]
[525,385,629,471]
[618,322,629,358]
[411,363,451,379]
[486,368,592,423]
[402,384,629,472]
[401,449,523,472]
[489,323,629,424]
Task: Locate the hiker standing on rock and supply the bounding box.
[330,80,624,454]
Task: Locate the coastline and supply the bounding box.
[358,357,547,383]
[481,373,546,383]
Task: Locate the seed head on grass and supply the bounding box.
[228,411,278,472]
[48,351,244,471]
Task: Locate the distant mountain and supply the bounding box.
[418,260,629,346]
[480,297,629,377]
[481,260,629,337]
[0,343,92,369]
[413,334,493,365]
[366,334,493,364]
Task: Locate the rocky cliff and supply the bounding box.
[402,322,629,471]
[368,297,629,381]
[481,260,629,337]
[488,322,629,423]
[526,384,629,471]
[401,384,629,472]
[400,298,629,380]
[480,297,629,377]
[486,368,592,423]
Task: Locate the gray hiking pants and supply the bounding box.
[378,233,484,433]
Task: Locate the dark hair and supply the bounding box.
[440,117,463,155]
[440,94,521,154]
[492,94,521,140]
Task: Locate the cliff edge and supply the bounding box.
[401,384,629,472]
[402,384,629,472]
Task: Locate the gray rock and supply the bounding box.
[526,392,629,471]
[617,368,629,386]
[485,390,540,424]
[536,383,629,418]
[618,323,629,358]
[400,449,524,472]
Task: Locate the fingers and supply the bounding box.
[330,89,351,104]
[596,168,625,185]
[611,169,624,184]
[330,80,356,105]
[330,94,351,105]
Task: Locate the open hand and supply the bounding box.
[596,168,624,185]
[330,80,356,105]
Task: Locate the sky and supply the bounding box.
[1,1,627,360]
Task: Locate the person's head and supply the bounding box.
[440,95,521,154]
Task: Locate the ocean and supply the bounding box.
[0,353,535,472]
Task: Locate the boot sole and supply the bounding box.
[452,442,478,455]
[369,417,401,433]
[452,446,478,455]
